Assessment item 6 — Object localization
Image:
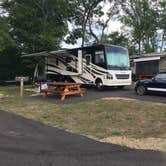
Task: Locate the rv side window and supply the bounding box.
[94,51,105,67]
[86,55,91,66]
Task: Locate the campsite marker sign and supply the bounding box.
[15,77,29,97]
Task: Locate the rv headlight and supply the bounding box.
[106,73,113,79]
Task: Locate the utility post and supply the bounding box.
[15,77,29,98]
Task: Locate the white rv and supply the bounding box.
[23,44,132,89]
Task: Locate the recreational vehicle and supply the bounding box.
[23,44,132,89]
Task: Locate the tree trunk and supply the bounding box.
[160,31,165,52]
[138,40,141,55]
[81,24,86,47]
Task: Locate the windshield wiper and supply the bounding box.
[108,65,119,68]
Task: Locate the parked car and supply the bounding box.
[135,72,166,95]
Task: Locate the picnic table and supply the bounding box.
[43,82,85,101]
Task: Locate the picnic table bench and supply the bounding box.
[43,82,85,101]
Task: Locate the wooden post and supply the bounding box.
[20,78,24,98]
[15,77,29,98]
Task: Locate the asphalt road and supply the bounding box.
[0,109,165,166]
[32,87,166,104]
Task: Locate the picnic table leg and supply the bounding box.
[61,94,66,101]
[78,86,84,97]
[80,92,84,97]
[60,86,69,101]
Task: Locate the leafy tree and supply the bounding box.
[101,31,138,55]
[2,0,71,53]
[1,0,73,79]
[159,0,166,52]
[0,16,15,53]
[120,0,158,54]
[100,32,128,46]
[0,16,23,80]
[66,0,103,46]
[88,0,121,43]
[0,46,22,80]
[66,0,121,46]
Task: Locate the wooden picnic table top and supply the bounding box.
[47,82,81,86]
[43,82,84,101]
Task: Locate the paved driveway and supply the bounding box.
[0,109,165,166]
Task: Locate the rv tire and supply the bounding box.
[95,79,103,91]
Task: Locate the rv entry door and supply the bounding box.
[85,54,91,73]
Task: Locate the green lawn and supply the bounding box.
[0,85,166,150]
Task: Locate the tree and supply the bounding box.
[0,45,22,80]
[88,0,121,43]
[159,0,166,52]
[0,16,22,80]
[2,0,71,53]
[120,0,158,54]
[1,0,73,79]
[0,16,15,53]
[100,31,138,55]
[66,0,121,46]
[66,0,103,46]
[100,32,128,46]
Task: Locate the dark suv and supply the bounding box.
[135,72,166,95]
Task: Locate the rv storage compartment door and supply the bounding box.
[78,50,83,74]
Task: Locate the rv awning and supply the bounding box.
[21,50,68,58]
[134,56,161,63]
[49,50,67,54]
[21,51,49,57]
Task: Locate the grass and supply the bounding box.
[0,85,166,141]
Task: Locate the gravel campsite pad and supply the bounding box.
[100,136,166,152]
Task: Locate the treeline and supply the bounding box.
[0,0,166,80]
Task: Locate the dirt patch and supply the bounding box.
[0,93,12,99]
[102,97,137,101]
[100,136,166,151]
[102,97,166,106]
[25,88,39,93]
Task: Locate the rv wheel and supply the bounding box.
[95,79,103,91]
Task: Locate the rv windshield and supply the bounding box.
[106,46,129,70]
